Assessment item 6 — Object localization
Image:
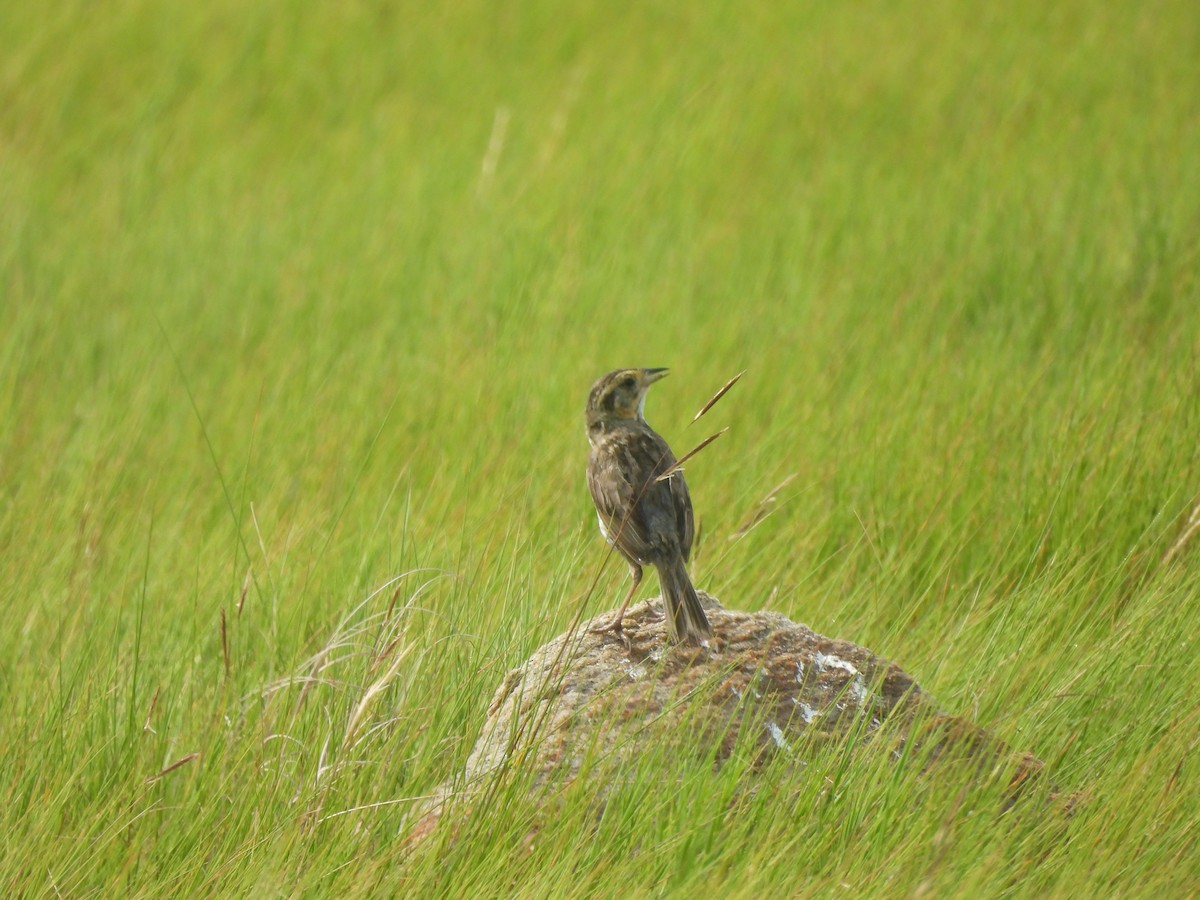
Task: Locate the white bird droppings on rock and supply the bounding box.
[850,676,869,704]
[794,699,820,724]
[814,652,858,675]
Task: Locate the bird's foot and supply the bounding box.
[588,615,626,635]
[588,616,634,649]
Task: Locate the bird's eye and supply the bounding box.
[621,376,637,390]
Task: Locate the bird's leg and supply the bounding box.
[590,564,642,634]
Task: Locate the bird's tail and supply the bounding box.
[657,558,713,644]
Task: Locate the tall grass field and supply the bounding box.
[2,0,1199,895]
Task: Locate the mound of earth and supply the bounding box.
[407,593,1052,844]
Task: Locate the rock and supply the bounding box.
[406,594,1052,843]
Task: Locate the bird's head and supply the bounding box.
[585,368,668,435]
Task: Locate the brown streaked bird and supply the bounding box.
[585,368,713,644]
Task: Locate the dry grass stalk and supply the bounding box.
[655,428,728,483]
[1162,499,1200,566]
[237,568,251,617]
[143,686,161,734]
[146,753,199,785]
[731,473,798,540]
[342,635,414,752]
[478,106,512,194]
[690,370,745,425]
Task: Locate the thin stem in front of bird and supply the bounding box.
[655,428,729,483]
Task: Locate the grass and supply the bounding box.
[2,0,1199,894]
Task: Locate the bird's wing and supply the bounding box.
[588,428,678,565]
[668,466,694,562]
[588,451,654,564]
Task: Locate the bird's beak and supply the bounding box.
[642,368,669,385]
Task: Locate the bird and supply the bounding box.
[584,367,713,644]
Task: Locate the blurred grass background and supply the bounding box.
[2,0,1198,894]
